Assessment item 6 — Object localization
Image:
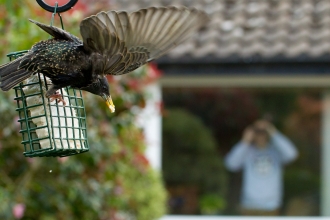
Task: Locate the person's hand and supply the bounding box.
[254,120,276,135]
[242,127,254,144]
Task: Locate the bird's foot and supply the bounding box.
[48,92,66,106]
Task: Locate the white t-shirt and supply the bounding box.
[225,132,298,210]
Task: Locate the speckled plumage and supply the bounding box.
[27,39,90,87]
[0,6,209,111]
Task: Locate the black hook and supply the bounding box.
[36,0,78,13]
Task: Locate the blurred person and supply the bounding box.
[225,120,298,216]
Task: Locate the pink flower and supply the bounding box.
[26,158,34,164]
[12,203,25,219]
[114,186,123,195]
[57,157,69,163]
[147,63,162,79]
[14,116,20,131]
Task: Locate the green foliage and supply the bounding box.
[199,194,227,215]
[284,168,320,197]
[162,108,227,205]
[0,1,166,219]
[162,88,260,154]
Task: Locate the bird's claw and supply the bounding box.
[49,92,66,106]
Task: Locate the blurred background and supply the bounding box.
[0,0,329,219]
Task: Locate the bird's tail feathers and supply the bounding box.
[0,69,32,91]
[0,58,32,91]
[0,57,23,77]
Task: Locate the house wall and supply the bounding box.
[322,91,330,216]
[160,75,330,88]
[137,83,162,170]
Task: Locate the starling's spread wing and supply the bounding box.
[80,11,148,75]
[80,6,208,75]
[29,19,82,44]
[127,6,209,60]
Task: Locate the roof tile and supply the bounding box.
[112,0,330,61]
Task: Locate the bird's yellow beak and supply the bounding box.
[103,94,115,113]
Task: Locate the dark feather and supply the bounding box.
[0,56,23,77]
[29,19,82,44]
[0,69,32,91]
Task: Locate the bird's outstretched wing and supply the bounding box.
[80,6,209,76]
[29,19,82,44]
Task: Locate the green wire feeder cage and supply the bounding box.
[6,1,89,157]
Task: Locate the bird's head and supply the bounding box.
[81,76,115,113]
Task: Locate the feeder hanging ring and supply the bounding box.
[36,0,78,13]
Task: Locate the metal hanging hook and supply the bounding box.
[49,2,65,30]
[36,0,78,13]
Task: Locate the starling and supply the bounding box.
[0,6,209,112]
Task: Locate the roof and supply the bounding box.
[112,0,330,63]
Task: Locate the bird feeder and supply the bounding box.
[5,1,89,157]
